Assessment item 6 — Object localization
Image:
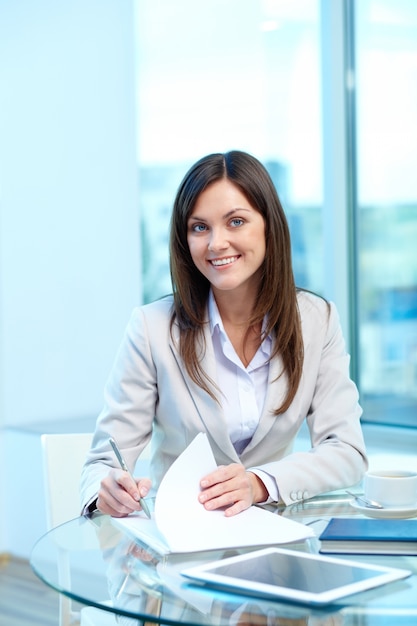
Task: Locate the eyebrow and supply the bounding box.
[188,208,252,221]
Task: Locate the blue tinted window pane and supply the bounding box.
[356,0,417,426]
[134,0,323,303]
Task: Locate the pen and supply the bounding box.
[109,437,151,519]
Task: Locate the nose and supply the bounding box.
[208,227,229,252]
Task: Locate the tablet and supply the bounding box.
[181,547,411,606]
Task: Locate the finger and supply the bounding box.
[199,469,254,513]
[99,472,141,514]
[116,472,141,501]
[224,499,251,517]
[96,490,138,517]
[137,477,152,499]
[199,465,249,502]
[200,465,234,489]
[201,485,249,511]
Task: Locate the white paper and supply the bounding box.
[113,433,314,554]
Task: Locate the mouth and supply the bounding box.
[209,255,240,267]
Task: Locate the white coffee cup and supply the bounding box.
[364,470,417,508]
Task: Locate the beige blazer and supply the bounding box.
[80,290,367,509]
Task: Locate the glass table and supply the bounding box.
[30,496,417,625]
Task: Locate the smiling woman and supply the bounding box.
[81,149,367,523]
[187,179,266,305]
[170,151,298,404]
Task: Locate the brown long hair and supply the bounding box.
[169,150,303,415]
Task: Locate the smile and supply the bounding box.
[209,256,240,267]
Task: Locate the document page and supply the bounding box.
[113,433,314,554]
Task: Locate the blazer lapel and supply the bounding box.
[169,319,239,462]
[241,354,287,455]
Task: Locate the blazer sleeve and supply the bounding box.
[253,298,368,506]
[79,306,157,510]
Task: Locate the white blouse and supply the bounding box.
[208,291,279,501]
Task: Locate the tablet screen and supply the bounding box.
[182,547,411,606]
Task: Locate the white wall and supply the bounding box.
[3,430,47,558]
[0,0,140,554]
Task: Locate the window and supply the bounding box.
[134,0,417,428]
[134,0,323,302]
[355,0,417,426]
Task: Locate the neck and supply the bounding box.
[213,292,263,367]
[212,290,256,327]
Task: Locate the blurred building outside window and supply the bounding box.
[134,0,417,428]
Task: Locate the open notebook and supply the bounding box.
[112,433,314,554]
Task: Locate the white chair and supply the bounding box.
[41,433,118,626]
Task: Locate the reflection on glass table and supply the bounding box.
[30,496,417,626]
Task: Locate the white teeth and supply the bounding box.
[211,256,238,266]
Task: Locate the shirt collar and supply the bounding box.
[208,290,272,359]
[208,289,223,336]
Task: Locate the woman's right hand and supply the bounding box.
[97,469,151,517]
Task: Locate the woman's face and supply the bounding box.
[186,179,266,298]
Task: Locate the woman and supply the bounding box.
[81,150,367,518]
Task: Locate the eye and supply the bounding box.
[190,223,208,233]
[230,218,244,228]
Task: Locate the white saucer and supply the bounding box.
[349,499,417,519]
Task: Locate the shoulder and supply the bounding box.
[297,289,330,314]
[296,289,339,334]
[140,294,174,317]
[127,295,174,335]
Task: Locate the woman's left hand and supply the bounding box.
[198,463,268,516]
